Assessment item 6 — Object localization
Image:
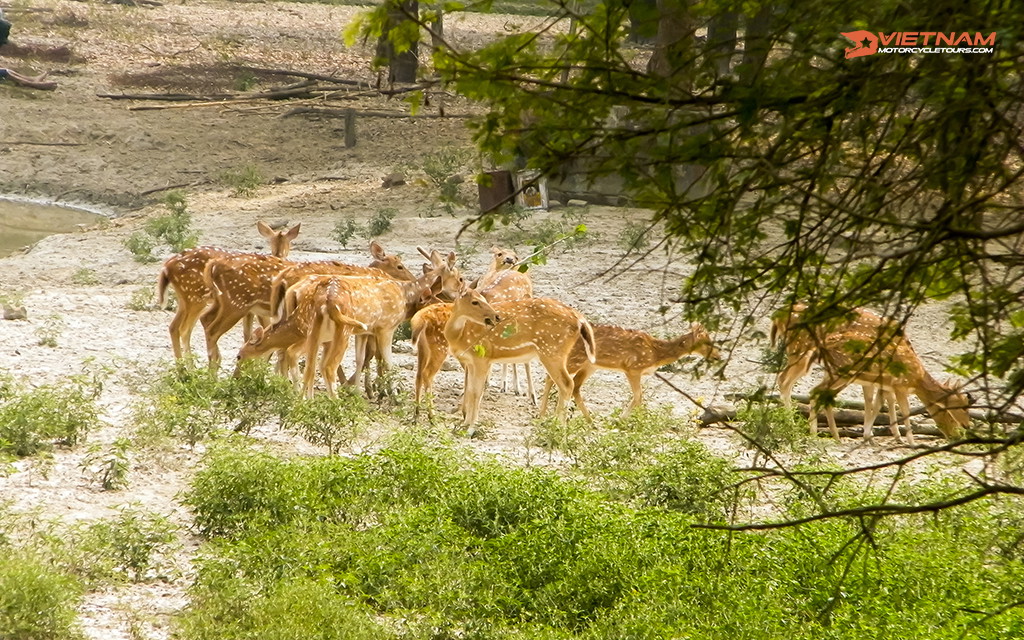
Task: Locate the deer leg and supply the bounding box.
[462,361,489,425]
[777,352,812,410]
[301,319,323,399]
[624,371,644,417]
[523,363,537,406]
[201,304,243,369]
[861,384,881,440]
[323,331,351,399]
[810,375,850,439]
[539,375,553,417]
[571,368,594,419]
[896,389,915,445]
[169,299,205,359]
[539,356,574,422]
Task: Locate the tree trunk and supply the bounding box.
[375,0,419,85]
[646,0,693,90]
[706,11,738,77]
[737,4,771,86]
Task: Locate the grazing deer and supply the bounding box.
[156,221,300,359]
[200,240,412,368]
[772,304,971,442]
[444,290,595,425]
[539,323,720,418]
[236,275,368,398]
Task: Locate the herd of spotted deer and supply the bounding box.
[154,221,973,441]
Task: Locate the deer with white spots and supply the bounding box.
[156,221,300,359]
[444,289,595,425]
[475,247,537,401]
[772,303,972,442]
[236,275,368,397]
[410,246,534,415]
[200,240,413,368]
[263,249,464,394]
[539,323,720,418]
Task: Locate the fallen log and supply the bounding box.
[700,403,945,438]
[724,392,1024,425]
[233,65,374,89]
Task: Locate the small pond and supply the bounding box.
[0,197,108,258]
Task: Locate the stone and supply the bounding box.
[3,306,27,321]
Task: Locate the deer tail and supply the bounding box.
[327,302,368,332]
[580,317,596,364]
[156,267,170,309]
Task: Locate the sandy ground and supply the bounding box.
[0,1,984,637]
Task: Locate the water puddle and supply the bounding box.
[0,197,108,258]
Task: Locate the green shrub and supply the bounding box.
[215,359,296,434]
[126,286,157,311]
[179,576,391,640]
[73,507,178,583]
[80,438,131,491]
[147,191,198,252]
[70,268,100,286]
[35,313,64,347]
[0,379,100,457]
[124,230,158,263]
[282,389,373,454]
[220,164,264,198]
[0,549,83,640]
[133,361,293,447]
[617,220,651,255]
[365,207,397,237]
[332,216,361,248]
[422,147,471,216]
[736,401,811,456]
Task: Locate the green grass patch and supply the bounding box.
[177,433,1024,639]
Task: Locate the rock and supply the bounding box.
[382,172,406,188]
[567,199,588,207]
[3,306,27,321]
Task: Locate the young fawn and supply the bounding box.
[539,323,720,418]
[772,304,971,442]
[476,248,536,401]
[157,221,300,359]
[444,290,595,425]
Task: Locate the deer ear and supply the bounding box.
[446,251,457,269]
[257,220,274,239]
[369,240,385,260]
[286,223,301,240]
[249,326,265,344]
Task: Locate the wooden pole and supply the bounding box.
[344,109,356,148]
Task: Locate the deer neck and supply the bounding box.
[647,334,696,367]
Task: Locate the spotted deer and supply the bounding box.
[156,221,300,359]
[410,247,535,413]
[539,323,720,418]
[444,290,595,425]
[772,304,971,442]
[200,241,413,368]
[236,275,368,398]
[476,247,536,401]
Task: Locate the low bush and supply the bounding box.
[0,549,83,640]
[0,378,100,457]
[133,360,294,447]
[177,435,1024,640]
